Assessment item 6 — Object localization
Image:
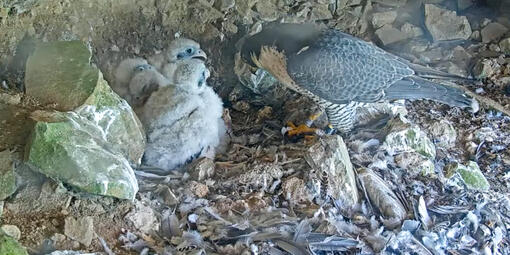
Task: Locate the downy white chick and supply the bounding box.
[113,38,207,107]
[140,58,226,172]
[148,38,207,81]
[113,58,169,108]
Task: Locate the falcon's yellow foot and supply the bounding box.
[283,122,321,137]
[282,112,325,141]
[282,113,338,142]
[282,122,337,142]
[282,123,327,145]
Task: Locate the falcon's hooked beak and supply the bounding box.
[192,49,208,61]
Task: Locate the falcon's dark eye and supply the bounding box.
[186,48,193,54]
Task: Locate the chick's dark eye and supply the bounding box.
[186,48,193,54]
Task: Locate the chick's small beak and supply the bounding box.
[192,50,208,61]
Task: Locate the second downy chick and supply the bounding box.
[139,58,226,172]
[113,58,169,108]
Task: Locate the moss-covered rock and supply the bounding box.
[394,152,435,176]
[78,73,145,164]
[384,125,436,160]
[446,161,490,191]
[27,113,138,200]
[0,150,16,201]
[25,41,144,200]
[25,41,97,111]
[0,231,28,255]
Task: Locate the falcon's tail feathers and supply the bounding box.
[409,62,477,83]
[385,77,479,112]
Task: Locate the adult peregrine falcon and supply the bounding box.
[239,23,478,135]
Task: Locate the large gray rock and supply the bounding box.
[306,136,359,210]
[481,22,508,43]
[25,41,97,111]
[0,225,21,240]
[371,11,397,28]
[0,150,16,200]
[375,24,409,45]
[25,41,144,200]
[424,4,472,41]
[27,111,139,200]
[457,0,474,10]
[372,0,407,7]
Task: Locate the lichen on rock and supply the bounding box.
[25,41,144,200]
[0,230,28,255]
[446,161,490,191]
[0,150,16,201]
[305,136,359,210]
[394,152,436,176]
[383,117,436,160]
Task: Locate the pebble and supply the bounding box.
[64,216,95,247]
[371,11,397,28]
[1,225,21,240]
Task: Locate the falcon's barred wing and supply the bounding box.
[287,29,414,104]
[385,76,473,108]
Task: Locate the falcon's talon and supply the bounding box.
[324,125,337,135]
[281,126,292,135]
[304,135,318,145]
[284,122,319,138]
[315,129,326,136]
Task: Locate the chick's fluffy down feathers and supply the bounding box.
[140,69,225,171]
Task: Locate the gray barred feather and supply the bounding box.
[288,29,414,104]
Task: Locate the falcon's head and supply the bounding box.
[165,38,207,63]
[173,58,210,94]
